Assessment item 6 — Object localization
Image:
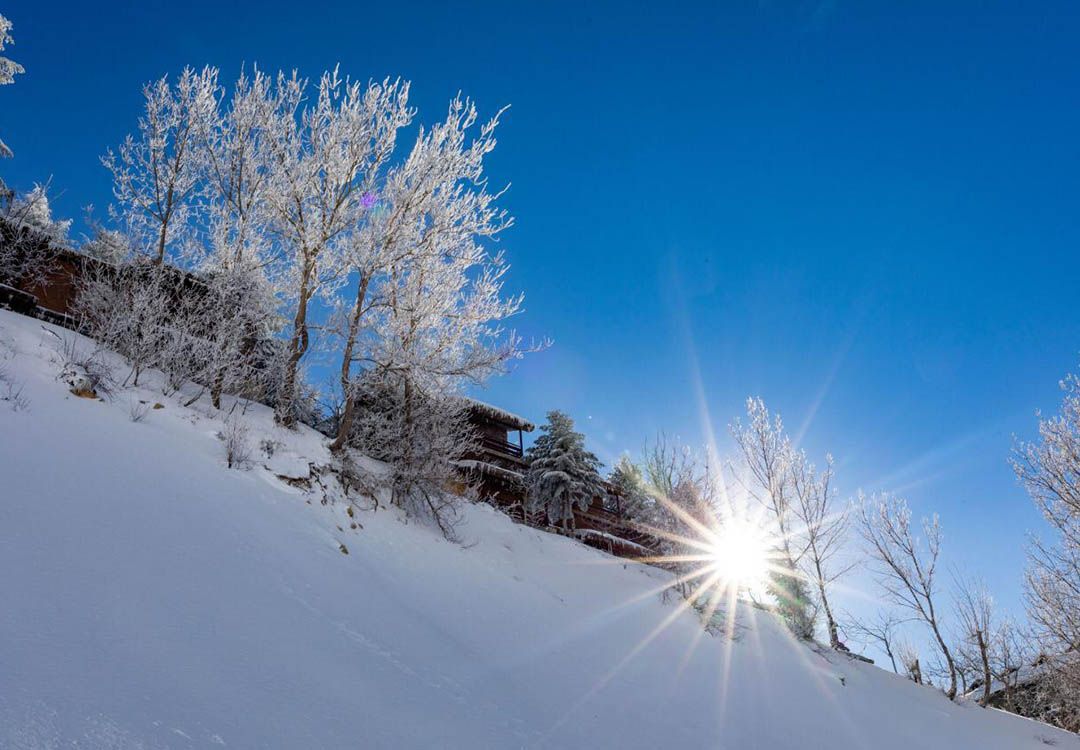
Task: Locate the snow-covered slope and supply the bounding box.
[0,309,1075,749]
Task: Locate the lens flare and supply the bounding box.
[708,520,771,592]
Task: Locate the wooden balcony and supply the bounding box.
[478,433,523,459]
[573,502,659,556]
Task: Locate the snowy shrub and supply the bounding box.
[219,415,251,470]
[128,398,150,423]
[0,362,28,411]
[345,371,475,539]
[768,571,818,641]
[72,259,173,388]
[259,438,282,459]
[54,337,116,401]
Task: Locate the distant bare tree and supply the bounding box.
[642,431,700,500]
[791,450,851,649]
[731,398,799,567]
[845,609,905,673]
[730,399,817,639]
[990,617,1033,715]
[896,639,924,685]
[1011,366,1080,731]
[857,493,958,699]
[953,575,994,706]
[639,434,712,599]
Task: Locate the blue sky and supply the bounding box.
[4,1,1080,644]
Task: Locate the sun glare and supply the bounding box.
[708,520,771,593]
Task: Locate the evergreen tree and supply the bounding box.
[607,453,655,524]
[525,411,603,530]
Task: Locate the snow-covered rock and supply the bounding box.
[263,450,312,480]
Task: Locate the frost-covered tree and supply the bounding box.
[1013,369,1080,657]
[0,12,25,177]
[525,411,603,530]
[731,398,799,568]
[0,15,20,88]
[953,575,995,706]
[1,183,71,285]
[102,67,219,265]
[196,69,282,408]
[258,71,410,427]
[330,98,527,531]
[730,398,816,639]
[857,493,958,699]
[988,617,1033,715]
[329,97,520,450]
[4,184,71,247]
[90,64,530,443]
[80,225,130,265]
[790,449,850,649]
[1012,366,1080,729]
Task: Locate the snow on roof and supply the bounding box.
[453,459,525,484]
[572,528,653,555]
[457,397,535,431]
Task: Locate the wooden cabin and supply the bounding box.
[455,398,535,510]
[572,486,659,559]
[455,399,660,559]
[0,221,107,328]
[0,223,207,332]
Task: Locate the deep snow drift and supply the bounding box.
[0,309,1075,749]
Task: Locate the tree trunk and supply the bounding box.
[275,262,313,428]
[330,275,371,452]
[927,607,958,699]
[811,553,841,649]
[979,631,992,707]
[211,366,225,410]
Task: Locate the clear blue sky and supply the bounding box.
[4,1,1080,640]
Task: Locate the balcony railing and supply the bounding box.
[478,434,523,458]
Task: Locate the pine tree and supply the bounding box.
[607,453,655,524]
[525,411,603,530]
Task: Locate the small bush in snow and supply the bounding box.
[0,363,28,411]
[259,438,282,459]
[54,337,116,400]
[128,398,150,423]
[219,416,251,469]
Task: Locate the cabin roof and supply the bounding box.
[458,397,535,432]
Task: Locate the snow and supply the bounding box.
[573,527,653,555]
[457,395,535,431]
[454,458,524,482]
[0,307,1076,749]
[263,450,312,480]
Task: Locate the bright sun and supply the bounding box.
[708,520,772,593]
